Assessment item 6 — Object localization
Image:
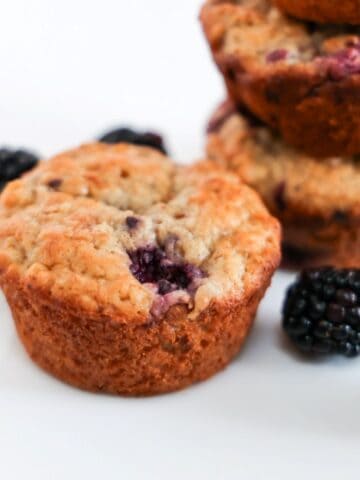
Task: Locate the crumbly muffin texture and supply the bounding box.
[201,0,360,157]
[275,0,360,25]
[207,100,360,267]
[202,0,360,71]
[0,143,279,322]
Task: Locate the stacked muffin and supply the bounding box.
[201,0,360,267]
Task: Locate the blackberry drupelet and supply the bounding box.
[282,267,360,357]
[0,148,39,190]
[99,127,167,154]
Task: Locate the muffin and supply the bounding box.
[207,100,360,268]
[200,0,360,157]
[275,0,360,25]
[0,143,280,395]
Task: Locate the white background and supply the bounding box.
[0,1,359,479]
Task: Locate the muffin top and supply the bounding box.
[207,100,360,224]
[0,143,280,324]
[201,0,360,80]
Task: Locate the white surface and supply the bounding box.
[0,1,359,479]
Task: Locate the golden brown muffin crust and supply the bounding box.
[275,0,360,25]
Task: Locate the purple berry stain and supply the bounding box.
[274,181,287,211]
[47,178,63,190]
[318,42,360,80]
[266,49,288,63]
[128,241,205,295]
[125,216,140,230]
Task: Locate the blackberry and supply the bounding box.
[125,216,140,230]
[128,245,204,295]
[282,267,360,357]
[0,148,39,190]
[99,127,167,154]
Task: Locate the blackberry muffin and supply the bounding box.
[275,0,360,25]
[207,100,360,268]
[0,143,280,395]
[200,0,360,157]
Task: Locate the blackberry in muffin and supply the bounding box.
[201,0,360,157]
[0,143,280,395]
[275,0,360,25]
[207,99,360,268]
